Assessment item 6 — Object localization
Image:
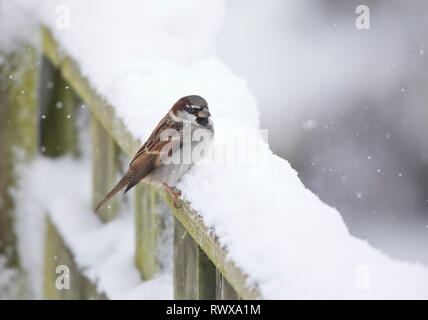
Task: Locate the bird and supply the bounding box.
[94,95,214,211]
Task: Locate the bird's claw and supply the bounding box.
[172,189,182,208]
[163,183,182,209]
[173,198,182,209]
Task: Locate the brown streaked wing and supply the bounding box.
[129,114,168,166]
[125,153,161,192]
[126,115,183,192]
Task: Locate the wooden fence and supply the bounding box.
[0,26,261,300]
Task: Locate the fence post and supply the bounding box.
[92,117,118,222]
[174,217,216,299]
[0,46,38,268]
[216,270,240,299]
[135,184,158,280]
[39,57,77,157]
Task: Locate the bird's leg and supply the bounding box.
[163,183,182,208]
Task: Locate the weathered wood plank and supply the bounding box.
[44,216,106,299]
[216,269,240,300]
[41,26,261,300]
[134,183,158,280]
[92,116,118,222]
[174,217,216,299]
[39,55,77,157]
[0,46,38,268]
[174,218,197,299]
[197,242,217,300]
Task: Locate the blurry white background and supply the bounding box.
[217,0,428,264]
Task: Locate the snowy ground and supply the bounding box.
[2,0,428,299]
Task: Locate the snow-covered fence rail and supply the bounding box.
[40,26,260,300]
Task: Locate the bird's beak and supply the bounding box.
[197,109,211,118]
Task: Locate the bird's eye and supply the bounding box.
[185,106,198,115]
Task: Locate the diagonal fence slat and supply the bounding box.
[92,117,119,222]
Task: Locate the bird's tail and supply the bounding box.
[94,171,130,212]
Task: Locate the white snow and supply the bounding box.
[0,1,39,52]
[13,156,172,299]
[0,256,20,299]
[12,164,46,299]
[3,0,428,299]
[180,147,428,299]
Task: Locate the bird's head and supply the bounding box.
[171,95,212,128]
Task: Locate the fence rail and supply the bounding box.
[31,26,260,300]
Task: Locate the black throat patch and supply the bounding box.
[196,117,209,127]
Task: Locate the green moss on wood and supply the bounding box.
[216,269,240,300]
[134,184,158,280]
[198,246,217,299]
[39,56,77,157]
[92,117,118,222]
[174,218,216,299]
[0,46,38,268]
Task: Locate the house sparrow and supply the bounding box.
[95,95,214,211]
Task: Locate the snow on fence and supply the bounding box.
[4,21,428,300]
[35,26,259,299]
